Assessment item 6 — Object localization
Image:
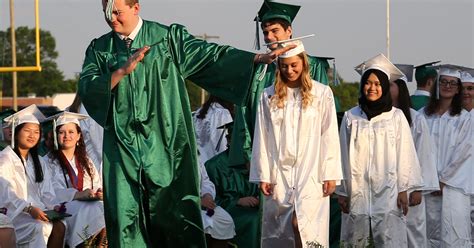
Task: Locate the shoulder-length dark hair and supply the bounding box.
[394,79,412,126]
[51,124,94,180]
[13,123,43,183]
[424,76,463,116]
[196,95,234,119]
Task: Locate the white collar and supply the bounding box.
[117,16,143,41]
[413,89,430,97]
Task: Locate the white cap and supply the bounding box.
[438,65,462,79]
[3,104,45,148]
[461,71,474,83]
[354,53,404,81]
[46,111,88,127]
[45,111,89,150]
[278,40,305,58]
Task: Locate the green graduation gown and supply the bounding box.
[228,56,331,164]
[78,20,256,247]
[410,95,430,110]
[204,151,260,248]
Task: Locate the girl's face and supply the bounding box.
[17,123,40,150]
[363,73,383,101]
[279,55,304,85]
[58,123,81,150]
[389,81,399,106]
[439,75,460,99]
[462,82,474,110]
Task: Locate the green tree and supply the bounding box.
[0,26,76,97]
[331,82,359,112]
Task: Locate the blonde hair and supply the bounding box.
[271,52,313,109]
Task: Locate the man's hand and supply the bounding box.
[201,193,216,210]
[111,46,151,89]
[254,44,297,64]
[409,191,422,206]
[337,195,350,214]
[29,206,49,222]
[237,196,259,208]
[323,180,336,197]
[397,191,409,216]
[259,182,274,196]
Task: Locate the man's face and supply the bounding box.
[262,23,292,50]
[102,0,140,36]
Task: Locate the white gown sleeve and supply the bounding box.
[199,162,216,199]
[249,90,273,184]
[318,87,343,184]
[0,151,29,219]
[395,112,423,192]
[410,110,439,192]
[336,112,351,197]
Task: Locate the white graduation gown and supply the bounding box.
[0,213,13,229]
[43,155,105,247]
[0,147,58,247]
[421,108,473,247]
[406,108,439,248]
[79,103,104,175]
[337,107,423,248]
[193,103,233,165]
[199,161,235,240]
[250,81,343,248]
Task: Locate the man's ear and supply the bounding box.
[133,3,140,15]
[286,26,293,38]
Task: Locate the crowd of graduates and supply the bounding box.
[0,0,473,247]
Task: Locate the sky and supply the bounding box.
[1,0,473,84]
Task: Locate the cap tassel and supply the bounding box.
[105,0,115,22]
[11,119,17,149]
[254,14,261,50]
[53,119,59,150]
[333,59,340,86]
[436,68,441,100]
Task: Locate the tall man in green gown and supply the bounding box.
[78,0,293,247]
[411,62,438,110]
[228,1,332,166]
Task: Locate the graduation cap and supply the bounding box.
[215,121,233,152]
[278,39,305,58]
[354,53,404,81]
[461,71,474,83]
[256,1,300,24]
[254,1,301,50]
[415,61,440,84]
[3,105,46,148]
[44,111,89,150]
[394,64,414,83]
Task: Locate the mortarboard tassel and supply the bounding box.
[254,14,261,50]
[53,119,59,150]
[333,59,340,86]
[105,0,115,22]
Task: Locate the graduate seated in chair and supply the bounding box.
[43,111,107,248]
[0,105,66,247]
[199,154,236,248]
[205,122,261,248]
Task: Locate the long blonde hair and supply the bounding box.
[271,52,313,109]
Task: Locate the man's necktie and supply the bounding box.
[123,38,132,48]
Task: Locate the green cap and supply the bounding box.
[256,1,301,24]
[0,109,16,126]
[415,61,440,84]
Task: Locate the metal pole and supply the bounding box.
[10,0,18,111]
[386,0,390,60]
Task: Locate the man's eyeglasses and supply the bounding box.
[439,79,459,88]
